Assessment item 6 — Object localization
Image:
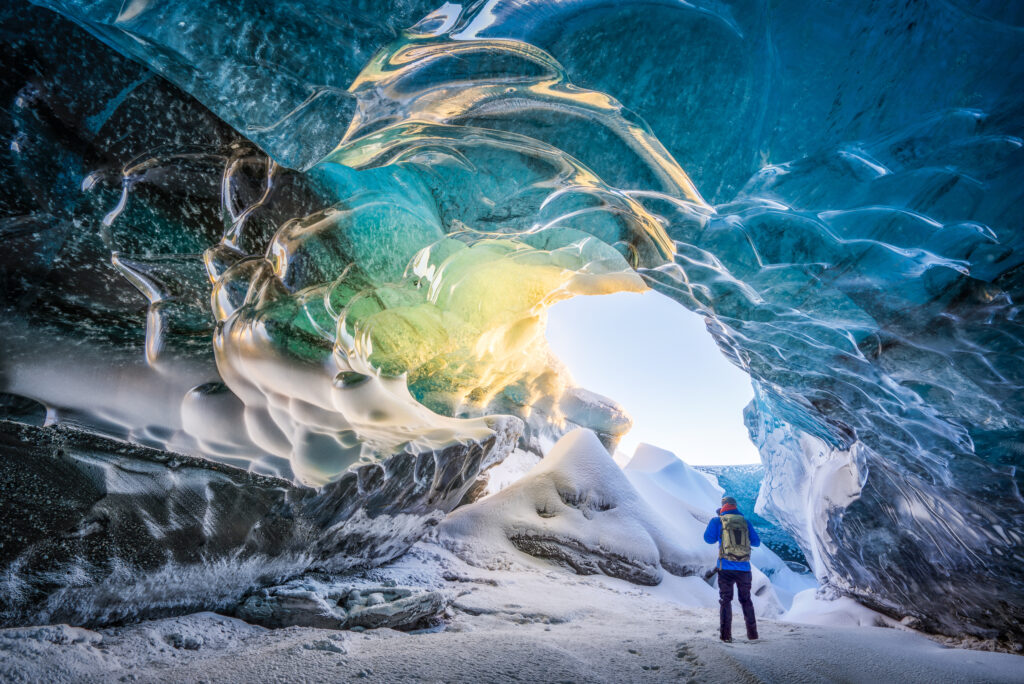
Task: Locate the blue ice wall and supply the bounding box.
[3,0,1023,640]
[696,464,807,567]
[28,0,1024,198]
[24,0,439,169]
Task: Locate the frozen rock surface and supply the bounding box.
[0,418,517,626]
[234,579,447,631]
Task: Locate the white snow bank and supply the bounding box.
[749,547,818,610]
[436,428,782,616]
[621,441,816,610]
[782,589,900,629]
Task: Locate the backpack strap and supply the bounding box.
[717,516,726,562]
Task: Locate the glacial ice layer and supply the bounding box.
[0,417,518,625]
[2,0,1023,639]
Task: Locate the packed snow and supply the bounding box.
[3,543,1021,683]
[2,429,1020,682]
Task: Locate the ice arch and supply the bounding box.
[2,0,1021,641]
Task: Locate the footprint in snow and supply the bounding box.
[676,643,699,664]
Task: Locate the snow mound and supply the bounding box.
[624,442,724,523]
[436,429,782,615]
[438,429,713,583]
[782,589,900,629]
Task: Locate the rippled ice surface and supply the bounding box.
[2,0,1023,639]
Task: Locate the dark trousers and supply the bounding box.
[718,569,758,640]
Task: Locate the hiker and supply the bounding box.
[703,495,760,642]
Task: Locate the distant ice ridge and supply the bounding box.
[624,443,724,522]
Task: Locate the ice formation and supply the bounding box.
[0,416,519,625]
[1,0,1022,641]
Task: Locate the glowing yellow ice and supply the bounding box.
[199,31,702,484]
[340,237,646,416]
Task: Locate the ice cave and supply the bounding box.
[1,0,1023,681]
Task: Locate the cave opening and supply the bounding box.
[545,289,759,467]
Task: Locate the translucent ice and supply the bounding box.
[3,0,1023,640]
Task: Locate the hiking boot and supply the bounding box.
[747,633,759,641]
[720,637,732,643]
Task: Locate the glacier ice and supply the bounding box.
[694,462,808,567]
[0,417,518,625]
[1,0,1022,641]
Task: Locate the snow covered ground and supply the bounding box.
[2,429,1020,682]
[3,543,1021,683]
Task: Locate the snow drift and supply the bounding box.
[437,429,782,616]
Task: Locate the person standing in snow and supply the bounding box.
[703,495,760,642]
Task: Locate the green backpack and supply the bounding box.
[719,513,751,562]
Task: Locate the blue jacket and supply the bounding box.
[704,509,760,571]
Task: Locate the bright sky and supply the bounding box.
[545,290,760,466]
